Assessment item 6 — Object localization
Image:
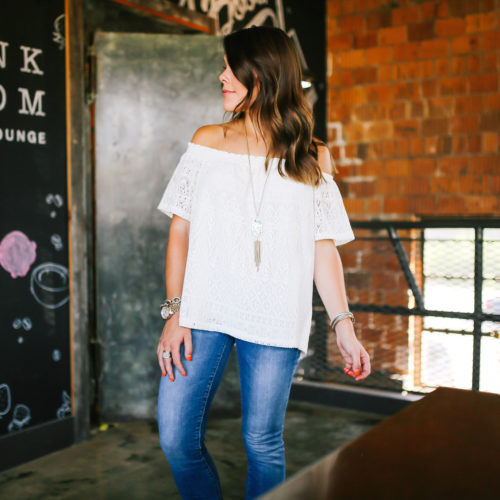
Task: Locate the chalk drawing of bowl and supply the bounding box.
[30,262,69,309]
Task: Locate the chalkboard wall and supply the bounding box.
[0,0,70,437]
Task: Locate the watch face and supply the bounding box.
[161,307,170,320]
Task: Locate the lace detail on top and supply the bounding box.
[313,173,355,246]
[156,142,355,357]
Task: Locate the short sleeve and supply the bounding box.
[157,144,201,221]
[313,173,355,246]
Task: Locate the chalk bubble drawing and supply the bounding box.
[46,193,64,218]
[30,262,69,309]
[0,384,11,418]
[0,231,37,278]
[52,14,65,50]
[50,234,63,251]
[8,404,31,432]
[52,349,61,362]
[57,390,71,419]
[12,317,32,331]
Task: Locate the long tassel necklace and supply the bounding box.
[244,121,273,271]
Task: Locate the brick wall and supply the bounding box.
[327,0,500,219]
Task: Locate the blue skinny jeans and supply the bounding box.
[157,328,301,500]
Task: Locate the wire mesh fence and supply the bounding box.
[296,220,500,396]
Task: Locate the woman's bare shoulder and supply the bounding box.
[190,123,232,148]
[316,143,334,176]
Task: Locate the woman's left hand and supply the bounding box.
[335,328,371,382]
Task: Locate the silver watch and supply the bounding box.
[160,297,181,320]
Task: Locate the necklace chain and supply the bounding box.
[244,121,272,220]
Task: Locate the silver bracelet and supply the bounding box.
[330,311,355,332]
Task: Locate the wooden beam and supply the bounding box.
[107,0,218,34]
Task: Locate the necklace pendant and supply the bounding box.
[252,218,263,238]
[254,239,261,270]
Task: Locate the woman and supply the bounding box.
[156,26,371,500]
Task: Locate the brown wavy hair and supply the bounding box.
[222,25,337,186]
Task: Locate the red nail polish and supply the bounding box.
[354,370,360,376]
[186,355,192,361]
[169,377,174,382]
[182,372,186,376]
[162,372,166,377]
[348,371,353,376]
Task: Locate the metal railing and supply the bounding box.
[297,219,500,395]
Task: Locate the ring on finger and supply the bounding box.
[162,351,172,359]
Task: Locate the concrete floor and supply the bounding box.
[0,400,385,499]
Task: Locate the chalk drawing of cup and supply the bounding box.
[8,404,31,432]
[30,262,69,309]
[0,231,37,278]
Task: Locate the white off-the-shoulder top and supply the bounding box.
[157,142,354,358]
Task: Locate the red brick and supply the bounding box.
[479,112,500,132]
[466,12,496,33]
[459,175,489,194]
[449,0,481,17]
[341,0,356,14]
[483,32,500,51]
[398,61,420,80]
[408,196,437,214]
[394,43,420,61]
[353,32,377,49]
[431,176,461,194]
[403,176,431,195]
[365,121,393,141]
[411,100,425,118]
[482,132,498,153]
[384,196,409,213]
[451,35,480,54]
[382,140,396,159]
[470,74,498,93]
[392,5,420,25]
[483,52,498,72]
[358,160,383,177]
[464,195,498,214]
[394,82,419,100]
[384,159,411,177]
[440,76,467,95]
[344,198,365,213]
[328,34,353,51]
[428,97,453,117]
[450,115,479,134]
[327,1,341,16]
[408,21,434,41]
[365,84,394,102]
[412,158,436,175]
[485,94,500,110]
[420,60,434,78]
[437,196,465,213]
[437,157,468,175]
[410,137,424,156]
[469,155,500,174]
[376,177,403,196]
[437,136,453,155]
[340,14,365,33]
[468,135,481,153]
[450,55,467,74]
[435,18,465,37]
[436,58,450,76]
[421,39,449,59]
[389,102,407,120]
[452,135,468,154]
[425,137,438,155]
[455,95,483,114]
[365,197,382,214]
[378,64,398,82]
[339,49,365,68]
[395,139,410,157]
[365,46,393,64]
[467,55,481,73]
[491,176,500,194]
[347,180,376,197]
[379,26,407,45]
[366,10,392,30]
[421,2,439,20]
[422,79,437,97]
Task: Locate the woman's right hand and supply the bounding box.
[156,314,192,381]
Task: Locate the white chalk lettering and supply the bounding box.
[0,84,5,111]
[0,41,8,69]
[19,45,44,75]
[0,128,46,145]
[18,88,46,116]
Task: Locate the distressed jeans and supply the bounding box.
[157,328,301,500]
